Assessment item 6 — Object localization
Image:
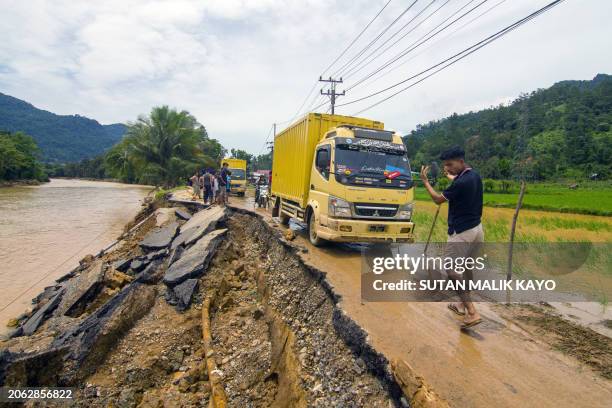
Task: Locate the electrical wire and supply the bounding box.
[332,0,420,78]
[350,0,565,115]
[284,0,395,125]
[347,0,488,92]
[320,0,393,77]
[257,124,274,156]
[342,0,445,80]
[358,0,508,89]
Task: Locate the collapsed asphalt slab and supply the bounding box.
[0,193,429,407]
[0,203,229,388]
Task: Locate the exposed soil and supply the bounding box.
[14,207,403,407]
[200,213,400,407]
[494,303,612,379]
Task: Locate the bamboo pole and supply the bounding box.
[424,205,441,256]
[506,180,526,280]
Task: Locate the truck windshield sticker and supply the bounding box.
[350,138,405,152]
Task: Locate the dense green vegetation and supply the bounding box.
[0,130,47,182]
[404,74,612,180]
[49,106,225,187]
[0,92,125,162]
[224,148,272,172]
[414,180,612,216]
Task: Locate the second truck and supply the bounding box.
[221,157,247,196]
[271,112,415,246]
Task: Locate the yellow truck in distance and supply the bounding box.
[271,112,415,246]
[222,158,247,196]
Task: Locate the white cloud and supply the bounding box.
[0,0,610,156]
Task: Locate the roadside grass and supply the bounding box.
[412,200,612,243]
[412,200,612,299]
[154,185,187,200]
[413,182,612,216]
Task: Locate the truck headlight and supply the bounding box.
[397,202,414,220]
[329,196,351,218]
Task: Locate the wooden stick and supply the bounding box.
[424,204,441,256]
[202,295,228,408]
[507,180,526,280]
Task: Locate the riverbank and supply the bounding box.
[0,179,152,338]
[2,189,610,406]
[0,193,415,407]
[0,179,47,188]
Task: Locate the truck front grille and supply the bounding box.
[354,203,398,218]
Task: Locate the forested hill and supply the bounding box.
[0,92,126,163]
[403,74,612,180]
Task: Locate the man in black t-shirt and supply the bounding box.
[420,146,484,329]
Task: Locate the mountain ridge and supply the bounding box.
[0,92,126,163]
[404,73,611,180]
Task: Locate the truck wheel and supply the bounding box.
[280,212,291,225]
[308,212,325,247]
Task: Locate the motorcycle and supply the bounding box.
[256,184,269,208]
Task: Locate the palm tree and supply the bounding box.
[124,106,205,187]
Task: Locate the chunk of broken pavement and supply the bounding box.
[113,258,131,272]
[171,279,199,310]
[21,289,64,336]
[163,229,227,286]
[139,221,179,251]
[175,209,191,221]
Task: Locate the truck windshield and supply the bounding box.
[229,169,246,180]
[334,145,413,189]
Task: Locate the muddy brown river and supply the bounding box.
[0,179,151,336]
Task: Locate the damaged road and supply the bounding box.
[221,192,612,408]
[0,196,421,407]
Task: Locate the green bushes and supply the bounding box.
[482,179,521,194]
[0,131,47,182]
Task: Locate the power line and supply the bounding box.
[342,0,444,80]
[283,0,395,126]
[320,0,394,77]
[319,76,346,114]
[347,0,488,92]
[257,124,274,156]
[332,0,420,78]
[288,81,320,124]
[349,0,565,115]
[358,0,508,89]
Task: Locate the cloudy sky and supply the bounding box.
[1,0,610,155]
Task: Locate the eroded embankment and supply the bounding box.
[0,203,414,407]
[201,212,403,407]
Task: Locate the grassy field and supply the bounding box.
[412,200,612,243]
[414,181,612,216]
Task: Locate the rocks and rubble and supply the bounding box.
[1,200,408,407]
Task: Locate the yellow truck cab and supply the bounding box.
[222,158,247,196]
[271,113,415,246]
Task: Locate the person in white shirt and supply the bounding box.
[212,170,219,203]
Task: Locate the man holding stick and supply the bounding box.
[420,146,484,329]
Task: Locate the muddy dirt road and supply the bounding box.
[222,192,612,408]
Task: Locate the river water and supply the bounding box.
[0,179,151,336]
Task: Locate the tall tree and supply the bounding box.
[123,106,206,187]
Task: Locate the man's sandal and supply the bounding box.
[447,303,465,316]
[461,318,483,329]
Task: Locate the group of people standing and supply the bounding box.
[189,162,231,205]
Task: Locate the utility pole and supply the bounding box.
[319,76,345,114]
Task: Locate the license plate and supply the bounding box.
[368,225,386,232]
